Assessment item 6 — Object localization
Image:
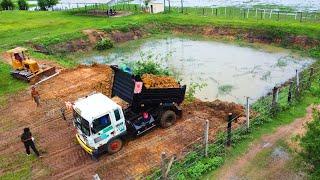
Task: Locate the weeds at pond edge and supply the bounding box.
[145,64,320,179]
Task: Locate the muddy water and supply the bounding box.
[81,38,313,103]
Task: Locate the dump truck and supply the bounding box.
[7,47,57,84]
[72,65,186,158]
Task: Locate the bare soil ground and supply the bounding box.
[0,65,245,179]
[215,105,319,180]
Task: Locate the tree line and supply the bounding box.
[1,0,58,10]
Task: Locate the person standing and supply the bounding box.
[21,128,41,157]
[31,86,40,107]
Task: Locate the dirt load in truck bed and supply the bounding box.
[141,74,180,88]
[0,64,245,179]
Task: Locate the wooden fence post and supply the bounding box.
[308,67,314,89]
[161,152,167,180]
[288,81,293,103]
[275,87,279,103]
[296,69,300,97]
[227,113,232,147]
[204,120,209,157]
[246,97,250,130]
[272,86,278,107]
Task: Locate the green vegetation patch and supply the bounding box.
[0,61,28,105]
[0,153,36,179]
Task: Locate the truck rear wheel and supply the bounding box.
[107,138,123,154]
[160,110,177,128]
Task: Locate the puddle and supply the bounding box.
[80,38,313,103]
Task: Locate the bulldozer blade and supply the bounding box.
[29,66,58,85]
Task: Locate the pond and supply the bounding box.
[80,38,313,103]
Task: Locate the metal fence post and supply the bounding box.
[246,97,250,130]
[227,113,232,147]
[204,120,209,157]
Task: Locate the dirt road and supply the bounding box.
[0,65,245,179]
[214,105,319,180]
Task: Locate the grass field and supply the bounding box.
[1,10,320,51]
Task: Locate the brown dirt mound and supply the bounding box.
[142,74,179,89]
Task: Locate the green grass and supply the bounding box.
[0,10,319,51]
[0,153,36,179]
[0,61,28,105]
[206,89,320,179]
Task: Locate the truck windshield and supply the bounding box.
[74,111,90,136]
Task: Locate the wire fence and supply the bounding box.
[2,1,318,23]
[132,66,320,179]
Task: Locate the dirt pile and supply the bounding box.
[40,64,113,101]
[141,74,179,89]
[206,99,245,118]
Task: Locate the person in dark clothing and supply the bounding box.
[21,128,41,157]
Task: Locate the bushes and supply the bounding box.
[300,109,320,178]
[17,0,28,10]
[95,38,114,51]
[0,0,14,10]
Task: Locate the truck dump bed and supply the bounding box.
[110,66,186,112]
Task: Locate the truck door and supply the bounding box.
[91,114,114,145]
[112,108,126,135]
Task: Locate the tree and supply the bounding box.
[37,0,58,10]
[0,0,14,10]
[18,0,28,10]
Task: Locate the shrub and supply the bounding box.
[95,38,114,51]
[17,0,28,10]
[300,109,320,177]
[185,82,207,103]
[0,0,14,10]
[131,60,171,77]
[37,0,58,10]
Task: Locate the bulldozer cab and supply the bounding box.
[7,47,39,73]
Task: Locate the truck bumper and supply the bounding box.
[76,134,93,155]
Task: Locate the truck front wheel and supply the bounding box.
[107,138,123,154]
[160,110,177,128]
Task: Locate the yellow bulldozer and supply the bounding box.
[7,47,57,84]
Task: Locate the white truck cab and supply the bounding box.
[73,93,126,156]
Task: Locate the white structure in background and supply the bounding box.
[146,1,164,13]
